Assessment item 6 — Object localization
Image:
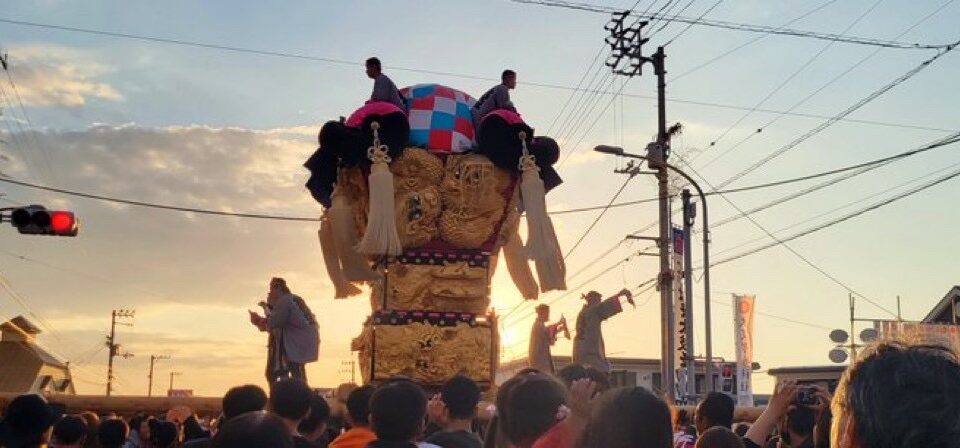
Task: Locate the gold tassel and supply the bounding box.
[518,131,567,292]
[356,122,403,256]
[318,212,363,299]
[330,185,382,282]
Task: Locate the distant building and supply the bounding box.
[0,316,75,395]
[922,285,960,324]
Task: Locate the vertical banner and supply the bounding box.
[672,227,687,400]
[733,294,755,407]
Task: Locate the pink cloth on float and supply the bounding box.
[483,108,525,125]
[345,101,405,128]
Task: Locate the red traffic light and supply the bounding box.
[6,205,79,236]
[721,364,734,378]
[50,211,77,235]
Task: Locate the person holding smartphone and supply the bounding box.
[743,381,831,448]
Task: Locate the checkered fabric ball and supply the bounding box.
[400,84,477,153]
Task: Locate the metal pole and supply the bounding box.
[701,191,714,394]
[106,310,116,397]
[651,46,675,402]
[148,355,155,397]
[849,294,858,361]
[682,189,696,402]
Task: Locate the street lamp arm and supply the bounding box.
[593,145,715,395]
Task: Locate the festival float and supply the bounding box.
[304,83,566,388]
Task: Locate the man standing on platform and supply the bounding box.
[249,277,320,389]
[572,289,634,373]
[528,304,568,374]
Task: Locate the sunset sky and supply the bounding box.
[1,0,958,397]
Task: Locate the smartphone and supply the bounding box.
[795,386,818,406]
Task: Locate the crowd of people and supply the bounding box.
[2,341,959,448]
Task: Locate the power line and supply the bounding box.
[715,40,958,190]
[0,84,41,182]
[0,176,321,221]
[545,45,607,136]
[663,0,725,45]
[709,131,960,227]
[4,14,952,134]
[2,63,59,184]
[709,164,960,269]
[558,75,634,167]
[668,0,839,83]
[682,163,899,318]
[563,175,634,259]
[696,0,958,170]
[0,272,68,344]
[695,0,885,159]
[0,18,948,137]
[712,158,960,258]
[710,298,833,331]
[0,130,956,225]
[653,0,700,35]
[508,0,953,49]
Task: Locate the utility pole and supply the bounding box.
[603,11,685,401]
[168,371,182,395]
[105,309,135,396]
[649,46,677,402]
[147,355,170,397]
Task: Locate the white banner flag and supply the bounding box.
[733,294,755,407]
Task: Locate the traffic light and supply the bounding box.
[721,364,734,378]
[7,205,79,236]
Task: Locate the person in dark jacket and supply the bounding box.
[0,394,60,448]
[426,376,483,448]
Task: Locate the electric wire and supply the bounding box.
[708,164,960,269]
[0,16,949,135]
[714,39,959,190]
[697,0,958,171]
[695,0,885,160]
[507,0,953,49]
[668,0,838,83]
[681,163,899,318]
[711,158,960,258]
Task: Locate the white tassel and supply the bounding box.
[318,213,362,299]
[518,132,567,292]
[330,187,382,282]
[502,215,540,300]
[356,122,403,256]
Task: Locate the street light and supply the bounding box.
[594,144,714,396]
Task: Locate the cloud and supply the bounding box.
[4,44,123,107]
[1,122,380,394]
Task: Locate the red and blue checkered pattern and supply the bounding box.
[400,84,477,153]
